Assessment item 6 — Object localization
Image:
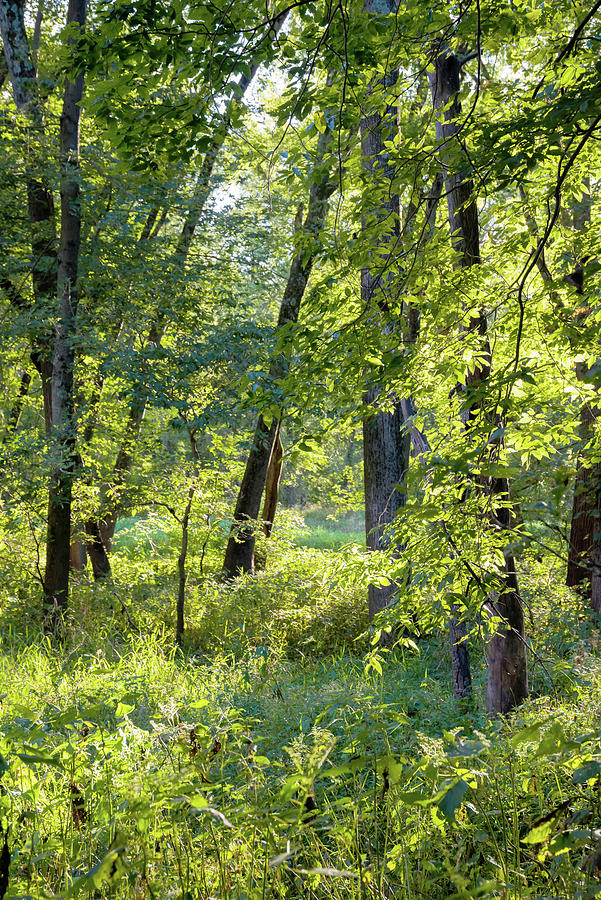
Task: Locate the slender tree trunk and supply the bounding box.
[223,120,336,577]
[32,0,44,65]
[176,431,200,644]
[43,0,86,627]
[429,43,526,714]
[85,520,111,578]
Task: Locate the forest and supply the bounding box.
[1,0,601,896]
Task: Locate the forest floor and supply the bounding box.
[1,514,601,898]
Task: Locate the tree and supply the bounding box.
[0,0,55,433]
[223,111,337,577]
[43,0,87,626]
[428,42,527,715]
[359,0,410,625]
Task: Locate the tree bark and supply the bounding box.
[43,0,86,627]
[223,120,335,577]
[363,394,410,619]
[429,43,526,714]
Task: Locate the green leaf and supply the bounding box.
[572,760,601,784]
[438,779,469,821]
[510,721,543,747]
[17,747,64,769]
[521,801,569,845]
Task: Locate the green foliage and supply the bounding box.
[3,0,601,896]
[1,557,601,897]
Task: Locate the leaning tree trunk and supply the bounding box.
[0,0,56,433]
[429,43,527,714]
[223,119,336,577]
[43,0,86,627]
[360,0,410,624]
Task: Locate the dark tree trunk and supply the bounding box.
[449,613,472,699]
[223,416,279,576]
[429,43,526,714]
[363,393,410,619]
[85,520,111,579]
[43,0,86,627]
[254,421,283,572]
[223,120,335,578]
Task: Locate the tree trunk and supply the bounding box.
[223,120,336,578]
[486,552,529,713]
[223,415,279,576]
[43,0,86,627]
[176,432,200,645]
[360,0,408,625]
[449,613,472,699]
[363,393,410,619]
[85,519,111,579]
[429,43,526,714]
[567,389,598,589]
[69,538,87,571]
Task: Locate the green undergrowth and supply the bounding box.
[0,553,601,898]
[293,508,364,550]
